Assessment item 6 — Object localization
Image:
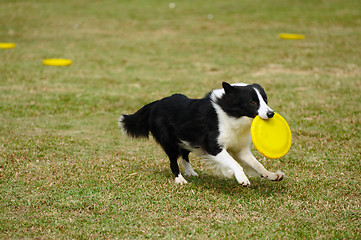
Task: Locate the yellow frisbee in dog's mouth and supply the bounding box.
[0,43,16,49]
[43,58,72,66]
[251,113,292,159]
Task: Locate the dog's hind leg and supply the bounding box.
[236,149,285,181]
[151,125,187,184]
[167,150,188,184]
[162,144,188,185]
[171,159,188,184]
[180,149,198,177]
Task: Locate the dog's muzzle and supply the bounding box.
[259,109,275,120]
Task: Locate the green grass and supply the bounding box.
[1,0,360,239]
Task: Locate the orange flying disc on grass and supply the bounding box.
[43,58,72,66]
[251,113,292,159]
[0,43,16,49]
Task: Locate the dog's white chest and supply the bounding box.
[218,119,251,151]
[217,116,253,152]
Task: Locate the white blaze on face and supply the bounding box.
[254,88,273,119]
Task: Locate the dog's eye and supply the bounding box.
[250,101,257,105]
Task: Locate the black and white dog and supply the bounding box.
[118,82,285,186]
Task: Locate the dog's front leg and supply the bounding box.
[207,149,250,186]
[237,149,285,181]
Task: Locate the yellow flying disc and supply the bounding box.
[0,43,16,49]
[251,113,292,159]
[279,33,305,40]
[43,58,72,66]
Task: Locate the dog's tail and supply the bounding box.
[118,101,156,138]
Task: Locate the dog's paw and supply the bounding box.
[235,173,250,187]
[240,180,250,187]
[265,170,285,181]
[184,169,199,177]
[175,174,188,185]
[181,159,199,177]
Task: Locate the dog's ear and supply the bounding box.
[222,82,234,94]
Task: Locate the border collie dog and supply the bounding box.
[119,82,285,186]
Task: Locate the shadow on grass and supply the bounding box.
[157,169,288,198]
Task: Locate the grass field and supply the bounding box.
[1,0,360,239]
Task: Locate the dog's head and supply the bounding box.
[213,82,274,120]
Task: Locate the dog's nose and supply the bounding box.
[267,111,274,118]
